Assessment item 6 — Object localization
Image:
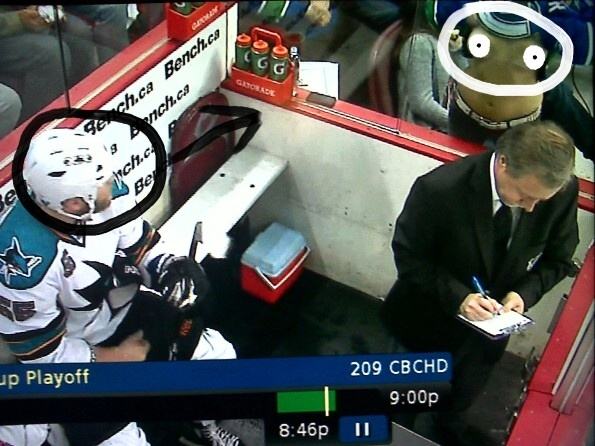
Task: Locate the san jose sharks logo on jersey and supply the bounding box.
[0,237,42,286]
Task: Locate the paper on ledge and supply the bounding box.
[298,61,339,98]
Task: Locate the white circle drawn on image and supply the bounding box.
[437,1,574,96]
[523,45,546,70]
[467,33,491,58]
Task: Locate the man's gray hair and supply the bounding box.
[496,121,575,189]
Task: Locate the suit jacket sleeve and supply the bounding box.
[511,178,579,309]
[392,177,473,316]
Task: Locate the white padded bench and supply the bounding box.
[159,145,288,262]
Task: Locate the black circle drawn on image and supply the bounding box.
[12,108,166,236]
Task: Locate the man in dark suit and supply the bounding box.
[382,120,579,444]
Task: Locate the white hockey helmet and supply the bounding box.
[23,128,114,221]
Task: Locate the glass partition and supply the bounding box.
[0,3,164,137]
[238,0,593,178]
[2,1,592,174]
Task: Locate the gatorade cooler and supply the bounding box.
[241,223,310,303]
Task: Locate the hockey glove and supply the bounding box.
[148,255,211,312]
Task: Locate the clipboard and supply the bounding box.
[457,311,535,340]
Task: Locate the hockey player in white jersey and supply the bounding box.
[0,129,243,446]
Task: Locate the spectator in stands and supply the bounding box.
[0,83,21,138]
[128,4,165,42]
[240,0,332,26]
[0,6,71,121]
[338,0,401,34]
[426,0,593,160]
[62,5,130,84]
[396,1,467,132]
[239,1,342,60]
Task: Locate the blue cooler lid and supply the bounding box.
[241,223,307,277]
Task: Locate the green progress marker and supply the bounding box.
[277,389,336,414]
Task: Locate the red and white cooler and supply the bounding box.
[241,223,310,303]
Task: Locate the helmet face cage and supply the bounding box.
[23,129,114,221]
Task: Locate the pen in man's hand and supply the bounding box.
[471,276,503,315]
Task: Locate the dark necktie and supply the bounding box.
[493,204,512,269]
